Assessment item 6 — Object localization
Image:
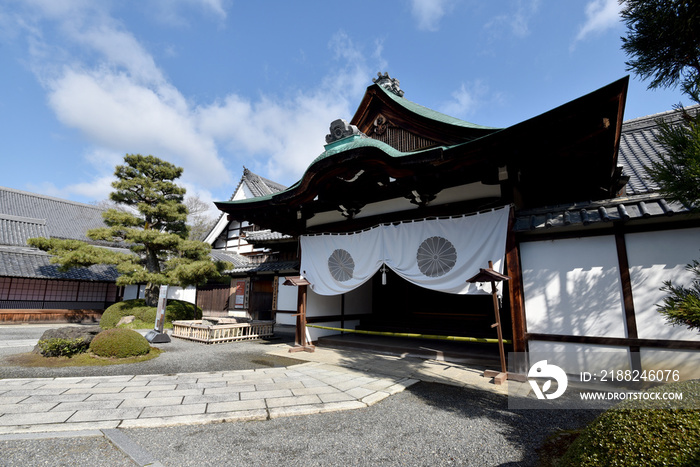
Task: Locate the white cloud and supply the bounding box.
[574,0,622,43]
[484,0,541,38]
[410,0,454,32]
[16,0,381,200]
[150,0,228,26]
[440,80,495,120]
[46,68,229,187]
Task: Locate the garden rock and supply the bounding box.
[116,315,136,326]
[32,326,102,354]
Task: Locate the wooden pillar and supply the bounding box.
[283,276,315,353]
[506,206,527,354]
[614,225,642,372]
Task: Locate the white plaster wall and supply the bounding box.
[521,236,627,337]
[307,289,341,317]
[124,285,195,303]
[123,284,141,300]
[277,277,298,312]
[527,341,631,374]
[307,319,361,342]
[625,228,700,341]
[166,286,196,304]
[204,215,230,245]
[306,182,500,228]
[275,312,296,326]
[640,348,700,380]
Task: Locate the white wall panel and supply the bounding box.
[521,236,626,337]
[626,228,700,341]
[307,289,341,317]
[640,348,700,380]
[527,341,631,374]
[277,277,298,312]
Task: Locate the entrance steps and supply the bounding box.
[316,333,505,367]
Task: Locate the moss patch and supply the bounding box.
[100,299,201,330]
[557,380,700,466]
[4,348,162,368]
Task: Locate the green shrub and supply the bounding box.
[100,299,202,330]
[37,337,89,357]
[89,328,151,358]
[558,380,700,466]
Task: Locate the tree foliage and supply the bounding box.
[28,154,223,306]
[657,260,700,331]
[185,193,218,241]
[621,1,700,332]
[645,105,700,209]
[621,0,700,96]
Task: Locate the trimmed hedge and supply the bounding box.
[89,328,151,358]
[558,380,700,466]
[100,299,202,330]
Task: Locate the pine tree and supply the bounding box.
[29,154,223,306]
[621,0,700,330]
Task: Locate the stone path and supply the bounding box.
[0,361,418,434]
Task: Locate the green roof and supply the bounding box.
[375,84,500,130]
[216,85,502,208]
[216,136,458,207]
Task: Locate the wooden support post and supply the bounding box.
[284,276,315,353]
[467,260,526,385]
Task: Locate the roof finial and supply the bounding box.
[325,119,363,144]
[373,72,404,97]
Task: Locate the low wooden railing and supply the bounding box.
[171,318,275,344]
[0,309,102,324]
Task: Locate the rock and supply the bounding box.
[32,326,102,354]
[116,315,136,326]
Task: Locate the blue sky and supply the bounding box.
[0,0,689,216]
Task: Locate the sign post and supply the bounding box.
[145,285,171,343]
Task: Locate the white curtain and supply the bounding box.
[300,206,510,296]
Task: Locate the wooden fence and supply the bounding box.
[171,318,274,344]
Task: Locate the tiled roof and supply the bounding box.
[514,193,690,233]
[0,186,107,244]
[515,106,700,233]
[227,260,300,274]
[243,230,294,243]
[242,168,287,197]
[208,249,298,274]
[209,249,250,268]
[0,246,119,281]
[0,214,49,247]
[617,105,700,195]
[205,168,288,242]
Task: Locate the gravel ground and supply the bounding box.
[0,436,135,467]
[0,325,602,466]
[128,382,600,467]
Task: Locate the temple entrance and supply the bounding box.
[362,268,512,341]
[249,276,274,320]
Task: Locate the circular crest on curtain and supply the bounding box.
[328,249,355,282]
[416,236,457,277]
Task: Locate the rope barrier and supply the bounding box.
[305,324,512,345]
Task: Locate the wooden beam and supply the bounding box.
[526,332,700,350]
[506,207,527,353]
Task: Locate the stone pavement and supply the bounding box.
[0,359,418,435]
[0,338,516,437]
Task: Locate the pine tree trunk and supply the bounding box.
[144,283,159,307]
[144,246,161,307]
